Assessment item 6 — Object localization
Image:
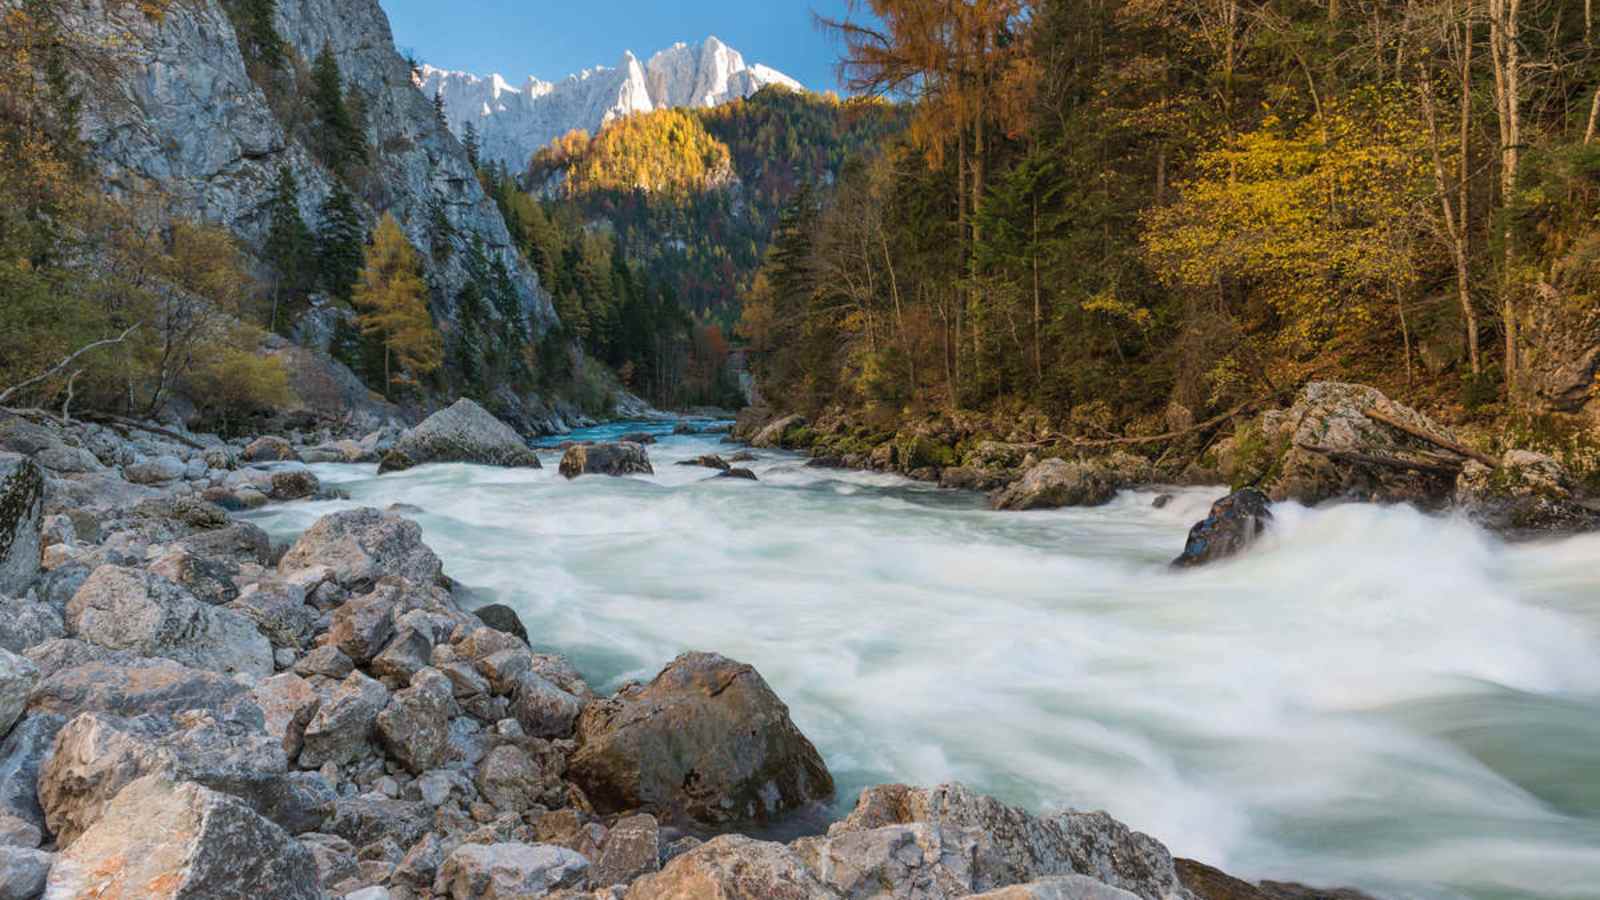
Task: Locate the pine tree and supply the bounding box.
[232,0,284,69]
[433,89,448,129]
[353,213,443,396]
[264,167,315,332]
[462,120,480,170]
[310,43,367,173]
[316,183,366,302]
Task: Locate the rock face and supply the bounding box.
[378,399,542,473]
[992,459,1116,511]
[43,775,321,899]
[558,442,654,479]
[1171,489,1274,568]
[278,508,443,589]
[421,36,802,171]
[570,652,833,827]
[0,456,44,597]
[65,0,557,359]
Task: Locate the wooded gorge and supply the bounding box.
[739,0,1600,478]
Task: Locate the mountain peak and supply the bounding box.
[421,36,801,170]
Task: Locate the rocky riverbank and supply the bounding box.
[734,382,1600,550]
[0,403,1388,898]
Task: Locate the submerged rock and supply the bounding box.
[1455,450,1600,536]
[1171,489,1273,568]
[570,652,833,827]
[717,467,759,481]
[241,436,301,464]
[676,454,732,471]
[558,442,654,479]
[379,399,542,474]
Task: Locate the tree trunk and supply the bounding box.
[1489,0,1522,396]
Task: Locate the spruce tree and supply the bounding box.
[462,120,480,170]
[264,167,314,331]
[232,0,284,68]
[309,43,366,173]
[316,183,366,302]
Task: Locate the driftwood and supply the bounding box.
[1299,444,1465,477]
[1029,398,1263,449]
[1364,407,1499,468]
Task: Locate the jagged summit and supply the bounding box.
[420,36,803,170]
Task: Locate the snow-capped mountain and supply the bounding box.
[420,36,802,170]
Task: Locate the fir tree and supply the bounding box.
[231,0,284,68]
[264,167,315,331]
[309,43,367,173]
[316,183,366,302]
[462,120,480,170]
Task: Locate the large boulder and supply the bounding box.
[570,652,833,827]
[1254,382,1469,508]
[558,442,654,479]
[0,652,37,741]
[1455,450,1600,536]
[277,508,443,589]
[43,775,320,899]
[241,435,301,463]
[0,714,63,848]
[378,399,542,474]
[65,566,273,679]
[991,459,1115,511]
[818,783,1195,900]
[1171,489,1274,568]
[434,842,589,899]
[624,834,836,900]
[0,456,44,598]
[26,656,248,719]
[751,414,807,449]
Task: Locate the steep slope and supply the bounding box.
[421,36,801,171]
[58,0,557,407]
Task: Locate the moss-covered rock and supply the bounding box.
[0,455,44,597]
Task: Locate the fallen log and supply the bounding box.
[1299,444,1465,477]
[1364,407,1499,468]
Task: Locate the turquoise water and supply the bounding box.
[247,423,1600,900]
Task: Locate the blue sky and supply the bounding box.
[378,0,862,93]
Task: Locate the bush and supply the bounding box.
[187,345,295,436]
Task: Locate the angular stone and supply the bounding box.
[124,455,187,485]
[26,657,249,718]
[570,652,832,827]
[328,592,397,663]
[66,566,273,678]
[370,628,434,683]
[623,834,834,899]
[991,459,1116,511]
[250,672,321,758]
[592,813,660,888]
[751,414,807,449]
[0,714,63,849]
[374,668,454,775]
[299,671,389,769]
[508,672,582,739]
[1171,489,1274,568]
[44,775,320,899]
[324,797,432,850]
[230,581,319,650]
[472,603,529,644]
[434,842,589,899]
[966,876,1143,900]
[147,547,242,606]
[379,399,542,474]
[473,742,564,813]
[278,509,443,589]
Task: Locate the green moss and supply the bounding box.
[897,434,958,469]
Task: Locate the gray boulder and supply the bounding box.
[379,399,541,474]
[558,442,654,479]
[278,509,444,589]
[751,414,807,449]
[570,652,833,827]
[0,847,50,900]
[0,457,43,598]
[123,455,187,485]
[592,813,661,888]
[43,775,320,899]
[241,436,301,463]
[25,656,248,718]
[473,603,529,644]
[434,842,589,899]
[374,668,455,774]
[65,566,273,679]
[967,877,1142,900]
[623,834,834,899]
[298,671,389,769]
[0,653,37,740]
[991,459,1116,511]
[0,714,63,849]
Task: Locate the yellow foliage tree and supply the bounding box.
[354,213,442,397]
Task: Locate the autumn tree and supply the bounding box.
[353,213,443,396]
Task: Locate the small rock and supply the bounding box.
[434,842,589,899]
[716,467,758,481]
[375,668,455,774]
[558,442,654,479]
[300,671,390,769]
[0,846,52,900]
[592,813,660,887]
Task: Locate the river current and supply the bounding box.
[246,420,1600,900]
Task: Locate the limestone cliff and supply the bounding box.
[59,0,556,369]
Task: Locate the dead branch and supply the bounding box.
[60,370,82,425]
[0,323,141,407]
[1364,407,1499,467]
[80,413,207,451]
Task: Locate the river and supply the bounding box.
[245,420,1600,900]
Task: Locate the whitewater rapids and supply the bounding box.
[246,421,1600,900]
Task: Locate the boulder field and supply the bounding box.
[0,409,1374,899]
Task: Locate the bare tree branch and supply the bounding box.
[0,323,142,408]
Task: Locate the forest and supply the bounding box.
[739,0,1600,463]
